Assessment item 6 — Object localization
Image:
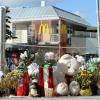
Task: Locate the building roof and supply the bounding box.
[9,6,89,27]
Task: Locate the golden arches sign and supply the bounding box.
[38,24,49,35]
[60,24,67,34]
[60,24,67,43]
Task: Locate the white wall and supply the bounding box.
[67,37,98,55]
[68,37,86,54]
[86,38,98,54]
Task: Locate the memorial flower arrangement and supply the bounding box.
[73,70,93,96]
[73,57,100,96]
[0,70,23,90]
[0,49,36,96]
[0,52,100,97]
[16,49,36,96]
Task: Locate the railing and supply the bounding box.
[73,31,96,38]
[50,34,59,43]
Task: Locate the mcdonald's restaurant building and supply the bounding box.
[7,6,97,56]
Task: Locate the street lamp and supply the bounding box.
[96,0,100,57]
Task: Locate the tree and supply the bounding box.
[5,7,14,40]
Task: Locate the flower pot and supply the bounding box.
[80,88,92,96]
[38,66,45,97]
[97,81,100,95]
[90,82,98,95]
[16,71,29,96]
[97,88,100,95]
[47,67,54,97]
[23,71,29,96]
[16,84,24,96]
[16,78,24,96]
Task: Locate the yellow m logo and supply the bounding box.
[61,24,67,34]
[38,24,49,35]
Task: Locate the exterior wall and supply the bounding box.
[9,20,98,55]
[67,36,98,55]
[67,37,86,54]
[86,38,98,54]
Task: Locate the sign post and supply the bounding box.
[0,7,6,70]
[96,0,100,57]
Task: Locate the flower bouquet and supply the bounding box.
[16,49,35,96]
[73,70,93,96]
[0,69,23,96]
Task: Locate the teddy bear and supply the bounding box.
[54,54,79,85]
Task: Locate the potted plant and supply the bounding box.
[0,69,23,96]
[17,49,35,96]
[73,70,93,96]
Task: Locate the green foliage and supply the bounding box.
[3,65,10,75]
[34,50,45,66]
[86,59,97,73]
[5,7,12,40]
[5,7,17,40]
[73,70,94,89]
[0,69,23,89]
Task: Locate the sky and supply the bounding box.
[0,0,97,26]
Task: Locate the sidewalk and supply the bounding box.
[0,96,100,100]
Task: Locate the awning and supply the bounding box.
[86,26,97,32]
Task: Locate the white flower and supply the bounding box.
[24,51,27,57]
[20,51,28,60]
[28,63,39,76]
[20,53,25,60]
[45,52,49,60]
[80,65,86,70]
[49,52,55,60]
[75,55,85,65]
[45,52,55,60]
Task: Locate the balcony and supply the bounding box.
[50,34,59,44]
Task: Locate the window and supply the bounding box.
[27,24,37,44]
[28,25,32,36]
[53,23,59,34]
[12,24,16,36]
[67,25,73,45]
[67,25,73,35]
